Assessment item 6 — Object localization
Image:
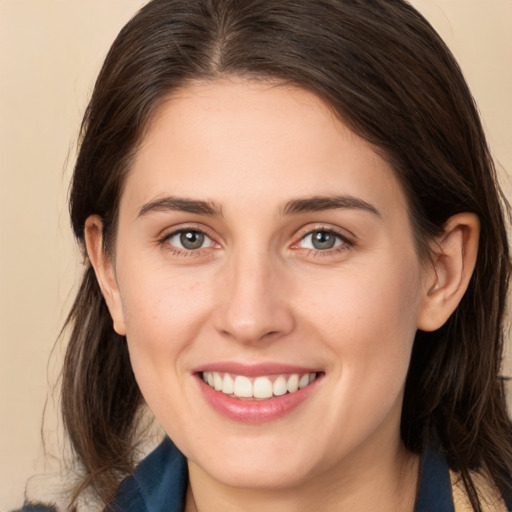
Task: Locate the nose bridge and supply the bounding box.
[214,243,294,343]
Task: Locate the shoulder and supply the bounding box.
[10,439,185,512]
[449,470,510,512]
[416,448,511,512]
[109,437,187,512]
[10,504,58,512]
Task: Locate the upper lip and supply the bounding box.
[192,361,323,377]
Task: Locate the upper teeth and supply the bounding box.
[202,372,317,399]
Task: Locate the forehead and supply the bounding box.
[122,78,409,223]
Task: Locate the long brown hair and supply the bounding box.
[62,0,512,508]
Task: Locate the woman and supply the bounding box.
[17,0,512,511]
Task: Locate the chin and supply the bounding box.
[186,438,321,490]
[200,457,314,490]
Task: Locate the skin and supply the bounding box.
[86,79,479,512]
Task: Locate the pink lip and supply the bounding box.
[192,361,321,377]
[194,365,323,423]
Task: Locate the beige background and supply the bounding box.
[0,0,511,509]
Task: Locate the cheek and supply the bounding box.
[304,256,420,337]
[119,252,210,330]
[299,253,422,401]
[115,260,214,390]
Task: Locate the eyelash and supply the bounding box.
[157,226,354,257]
[158,226,217,256]
[292,226,354,257]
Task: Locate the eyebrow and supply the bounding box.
[282,195,381,217]
[138,197,222,217]
[137,194,380,218]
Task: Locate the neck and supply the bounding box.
[185,436,419,512]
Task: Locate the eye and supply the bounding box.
[165,229,213,250]
[298,230,346,250]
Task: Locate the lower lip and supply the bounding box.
[196,375,321,423]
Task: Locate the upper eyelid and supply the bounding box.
[159,224,216,241]
[301,231,347,243]
[293,224,356,243]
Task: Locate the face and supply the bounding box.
[101,79,432,490]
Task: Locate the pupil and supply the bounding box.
[180,231,204,250]
[312,231,335,250]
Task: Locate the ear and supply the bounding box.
[417,212,480,332]
[84,215,126,336]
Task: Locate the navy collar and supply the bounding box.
[110,438,187,512]
[415,448,454,512]
[110,438,455,512]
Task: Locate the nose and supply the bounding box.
[213,249,295,344]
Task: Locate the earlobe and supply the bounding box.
[417,213,480,332]
[84,215,126,336]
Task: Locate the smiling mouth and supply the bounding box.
[201,371,320,400]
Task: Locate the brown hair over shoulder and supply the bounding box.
[62,0,511,509]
